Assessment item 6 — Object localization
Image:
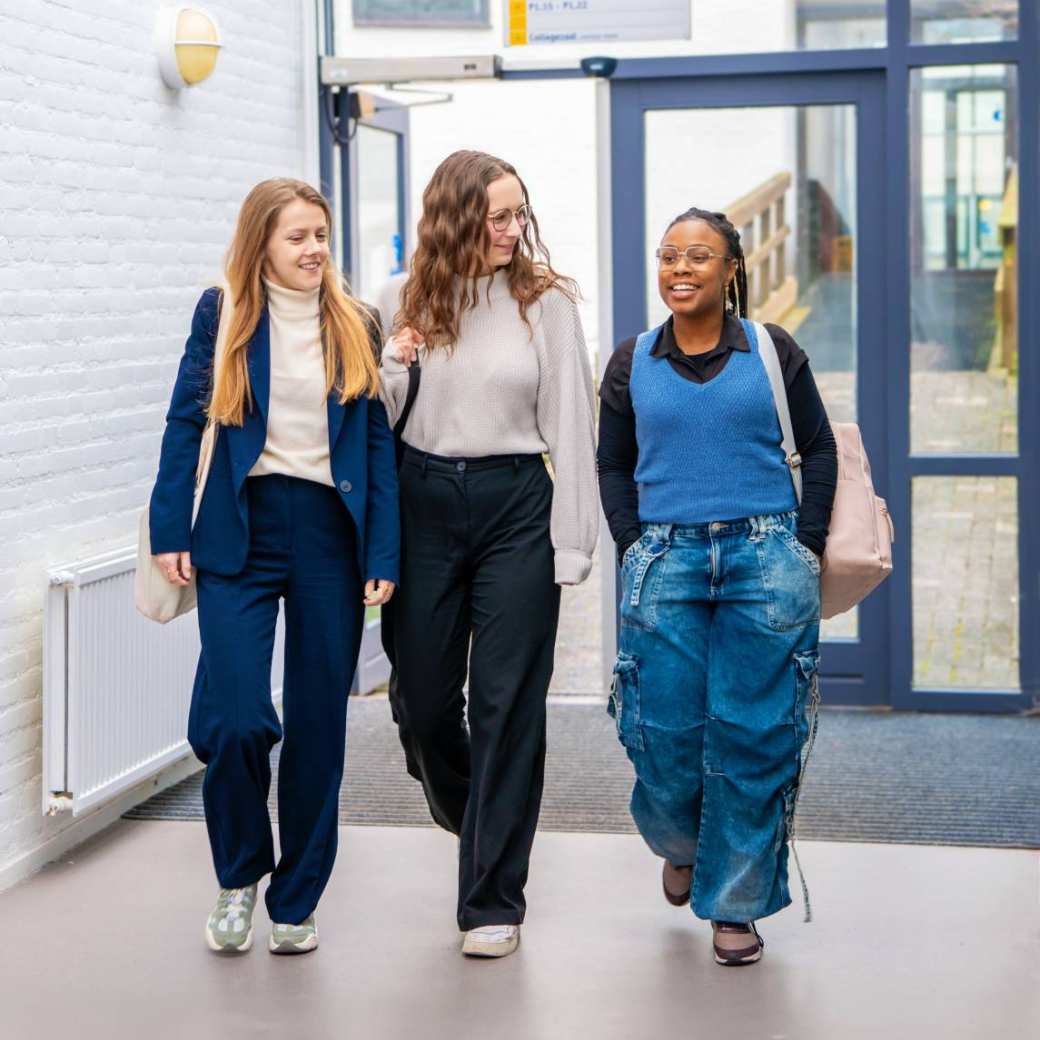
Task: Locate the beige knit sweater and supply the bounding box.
[248,279,334,487]
[378,272,599,586]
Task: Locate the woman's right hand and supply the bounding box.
[389,327,423,367]
[155,551,193,587]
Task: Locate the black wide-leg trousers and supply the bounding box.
[391,447,561,930]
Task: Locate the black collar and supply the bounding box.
[651,313,751,363]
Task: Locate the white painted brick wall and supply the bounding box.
[0,0,310,882]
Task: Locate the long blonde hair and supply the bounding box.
[208,178,380,426]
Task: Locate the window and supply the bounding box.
[910,0,1018,43]
[909,65,1018,455]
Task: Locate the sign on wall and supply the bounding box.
[354,0,490,28]
[505,0,690,46]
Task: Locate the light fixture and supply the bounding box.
[154,6,222,89]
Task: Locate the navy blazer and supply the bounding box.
[149,288,400,585]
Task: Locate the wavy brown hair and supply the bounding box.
[208,178,380,427]
[395,150,578,350]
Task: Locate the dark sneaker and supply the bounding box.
[711,921,764,966]
[662,861,692,907]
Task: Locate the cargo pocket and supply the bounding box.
[793,649,821,750]
[608,652,645,752]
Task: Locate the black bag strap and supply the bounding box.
[393,360,421,466]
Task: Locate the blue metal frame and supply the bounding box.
[318,0,336,204]
[596,2,1036,713]
[887,0,1035,713]
[608,70,889,707]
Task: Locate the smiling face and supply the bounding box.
[485,174,526,271]
[264,198,330,291]
[657,218,736,320]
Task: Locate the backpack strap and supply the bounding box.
[743,318,803,504]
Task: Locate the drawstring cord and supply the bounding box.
[790,669,821,923]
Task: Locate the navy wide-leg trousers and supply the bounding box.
[188,475,364,925]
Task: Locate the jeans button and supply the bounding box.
[456,461,466,473]
[339,479,352,493]
[710,522,722,532]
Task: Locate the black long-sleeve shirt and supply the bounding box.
[597,314,837,562]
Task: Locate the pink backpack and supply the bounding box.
[751,322,894,620]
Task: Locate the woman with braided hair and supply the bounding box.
[597,207,837,965]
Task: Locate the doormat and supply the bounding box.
[125,698,1040,848]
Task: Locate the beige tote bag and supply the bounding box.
[134,287,231,624]
[750,321,894,620]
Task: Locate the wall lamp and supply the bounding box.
[154,6,222,89]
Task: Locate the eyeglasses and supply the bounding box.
[488,204,531,233]
[656,246,732,268]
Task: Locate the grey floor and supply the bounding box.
[2,821,1038,1040]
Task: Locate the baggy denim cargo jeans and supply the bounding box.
[610,512,821,923]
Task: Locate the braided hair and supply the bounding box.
[665,207,748,318]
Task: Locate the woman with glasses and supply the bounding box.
[597,207,837,966]
[379,150,598,959]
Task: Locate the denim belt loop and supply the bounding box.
[513,456,520,473]
[421,454,429,478]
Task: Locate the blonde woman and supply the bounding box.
[380,151,598,958]
[148,179,399,955]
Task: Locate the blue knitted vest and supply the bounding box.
[631,320,797,524]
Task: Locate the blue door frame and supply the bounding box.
[506,5,1038,713]
[609,70,889,707]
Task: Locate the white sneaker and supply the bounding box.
[462,924,520,958]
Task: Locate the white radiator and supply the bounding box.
[43,546,284,817]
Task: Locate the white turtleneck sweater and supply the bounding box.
[378,272,599,586]
[248,279,334,487]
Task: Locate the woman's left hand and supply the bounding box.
[363,579,395,607]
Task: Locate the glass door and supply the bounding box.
[345,95,411,309]
[609,71,888,705]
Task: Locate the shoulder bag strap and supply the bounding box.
[745,318,803,504]
[191,284,231,526]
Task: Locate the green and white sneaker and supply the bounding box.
[205,884,258,953]
[269,915,319,955]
